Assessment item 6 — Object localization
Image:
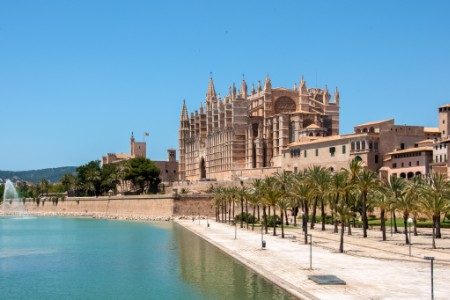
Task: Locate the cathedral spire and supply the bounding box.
[257,80,262,92]
[206,75,217,103]
[240,78,248,98]
[251,83,255,95]
[263,74,271,92]
[323,85,330,104]
[300,75,307,94]
[334,86,340,104]
[181,99,189,121]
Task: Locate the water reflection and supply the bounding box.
[174,224,295,300]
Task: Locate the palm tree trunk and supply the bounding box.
[311,196,318,229]
[339,220,345,253]
[303,205,309,244]
[413,216,418,236]
[381,209,386,241]
[252,206,256,231]
[263,206,268,234]
[403,215,409,244]
[436,214,442,238]
[273,206,277,236]
[284,209,289,226]
[347,219,352,235]
[281,211,285,238]
[321,199,326,231]
[362,194,368,238]
[240,199,244,228]
[393,211,398,233]
[257,206,260,221]
[432,215,437,249]
[245,199,249,229]
[293,206,297,226]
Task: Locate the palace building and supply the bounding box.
[178,75,340,181]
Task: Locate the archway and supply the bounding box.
[200,158,206,180]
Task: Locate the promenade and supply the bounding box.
[177,219,449,300]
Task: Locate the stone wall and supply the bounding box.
[11,194,214,217]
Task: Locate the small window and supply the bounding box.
[304,150,307,157]
[393,163,397,168]
[316,149,319,156]
[400,143,405,150]
[416,161,419,166]
[329,147,335,156]
[401,162,404,167]
[342,145,346,154]
[409,162,411,167]
[375,155,379,164]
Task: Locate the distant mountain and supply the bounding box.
[0,167,77,184]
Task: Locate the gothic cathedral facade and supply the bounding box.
[178,75,340,181]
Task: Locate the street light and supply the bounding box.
[234,220,237,240]
[424,256,435,300]
[308,233,312,270]
[407,217,413,256]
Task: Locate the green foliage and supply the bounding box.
[266,215,281,227]
[125,157,161,194]
[235,212,256,224]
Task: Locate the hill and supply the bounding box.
[0,167,77,184]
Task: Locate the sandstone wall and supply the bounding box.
[12,194,214,217]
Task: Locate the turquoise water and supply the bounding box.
[0,217,295,300]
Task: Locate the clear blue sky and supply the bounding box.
[1,0,449,171]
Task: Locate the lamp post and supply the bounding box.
[407,217,413,256]
[424,256,434,300]
[234,220,237,240]
[308,233,312,270]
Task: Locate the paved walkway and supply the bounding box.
[176,219,449,300]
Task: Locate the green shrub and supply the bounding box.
[266,215,281,227]
[235,212,256,224]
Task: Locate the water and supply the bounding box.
[0,217,296,300]
[2,179,26,215]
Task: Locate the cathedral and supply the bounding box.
[178,75,340,181]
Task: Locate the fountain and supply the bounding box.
[2,179,27,216]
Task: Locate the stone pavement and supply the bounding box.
[176,219,449,300]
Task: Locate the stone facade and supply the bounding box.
[102,134,179,183]
[178,74,448,182]
[179,75,339,181]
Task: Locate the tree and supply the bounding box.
[263,177,281,236]
[288,172,311,244]
[76,160,102,196]
[420,173,450,249]
[61,173,76,195]
[307,166,330,231]
[354,169,379,238]
[125,157,161,194]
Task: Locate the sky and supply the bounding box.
[1,0,450,171]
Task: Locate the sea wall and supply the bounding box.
[6,194,215,217]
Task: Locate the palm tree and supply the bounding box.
[404,176,425,236]
[375,184,391,241]
[336,194,354,253]
[307,166,330,230]
[384,175,405,234]
[278,197,290,238]
[288,172,311,244]
[275,171,293,225]
[394,192,417,244]
[354,169,379,238]
[421,173,450,249]
[328,171,348,233]
[263,176,281,236]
